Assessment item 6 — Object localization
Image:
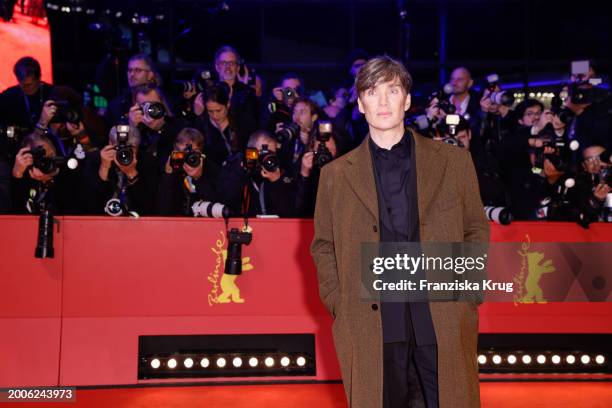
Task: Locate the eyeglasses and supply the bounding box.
[127,67,150,74]
[217,60,237,67]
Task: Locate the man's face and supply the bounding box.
[455,129,471,150]
[520,105,542,127]
[19,76,41,96]
[127,59,154,89]
[206,101,229,127]
[136,90,165,129]
[450,68,472,95]
[582,146,606,175]
[293,102,316,132]
[350,59,366,78]
[215,51,239,83]
[357,79,410,135]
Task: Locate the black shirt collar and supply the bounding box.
[369,129,412,158]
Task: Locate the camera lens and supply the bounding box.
[261,153,279,172]
[185,151,201,168]
[143,102,166,119]
[104,198,124,216]
[116,146,133,166]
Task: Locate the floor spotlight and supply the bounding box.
[150,358,161,369]
[184,358,194,368]
[296,356,306,367]
[248,357,258,367]
[522,355,532,364]
[280,357,290,367]
[217,357,227,368]
[201,357,210,368]
[595,355,605,365]
[264,357,275,367]
[581,355,590,365]
[233,357,243,368]
[551,355,561,364]
[507,355,517,364]
[477,355,487,365]
[537,355,546,364]
[167,358,177,369]
[566,355,576,364]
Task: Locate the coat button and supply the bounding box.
[373,225,378,232]
[371,304,379,311]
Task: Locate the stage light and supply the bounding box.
[155,14,165,20]
[75,6,83,13]
[477,355,487,365]
[264,357,275,367]
[233,357,243,368]
[216,357,226,368]
[86,9,95,15]
[280,357,290,367]
[581,355,590,365]
[150,358,161,369]
[248,357,258,367]
[522,355,532,364]
[507,355,517,364]
[200,358,210,368]
[537,355,546,364]
[296,357,306,367]
[167,358,177,369]
[595,355,605,364]
[184,358,194,368]
[529,93,535,98]
[115,12,122,18]
[551,355,561,364]
[492,355,502,365]
[104,9,111,15]
[566,355,576,364]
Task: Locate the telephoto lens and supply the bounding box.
[191,201,231,218]
[35,209,54,258]
[484,206,513,225]
[141,102,166,119]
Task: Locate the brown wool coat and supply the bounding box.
[311,130,490,408]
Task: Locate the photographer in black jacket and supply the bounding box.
[157,127,223,216]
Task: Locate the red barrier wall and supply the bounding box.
[1,217,611,387]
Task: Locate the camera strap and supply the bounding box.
[183,176,197,194]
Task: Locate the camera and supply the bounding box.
[598,167,612,188]
[245,144,279,173]
[314,121,333,168]
[191,200,231,218]
[485,74,515,107]
[27,145,74,174]
[562,79,608,105]
[49,100,82,125]
[239,60,256,86]
[484,206,513,225]
[141,102,166,119]
[173,69,213,95]
[281,87,298,105]
[274,122,300,144]
[531,128,580,174]
[170,144,202,172]
[224,228,253,276]
[428,84,455,115]
[114,125,133,166]
[439,114,465,147]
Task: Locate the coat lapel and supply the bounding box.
[414,131,448,221]
[343,137,379,223]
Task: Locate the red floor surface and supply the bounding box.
[3,382,611,408]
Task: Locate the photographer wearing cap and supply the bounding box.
[104,54,159,127]
[157,127,223,216]
[213,45,259,139]
[128,84,185,170]
[10,133,76,214]
[82,125,158,216]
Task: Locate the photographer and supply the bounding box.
[294,125,339,217]
[263,72,303,132]
[192,83,244,165]
[563,81,612,151]
[0,57,54,132]
[10,133,77,214]
[479,83,517,159]
[105,54,159,127]
[214,46,259,138]
[439,116,507,208]
[128,84,185,170]
[223,131,295,218]
[157,128,223,216]
[277,97,319,177]
[321,86,351,156]
[82,125,158,216]
[573,145,612,223]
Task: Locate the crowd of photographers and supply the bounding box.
[0,48,611,226]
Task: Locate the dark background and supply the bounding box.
[45,0,611,100]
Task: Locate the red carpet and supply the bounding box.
[5,382,610,407]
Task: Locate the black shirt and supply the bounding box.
[369,130,437,346]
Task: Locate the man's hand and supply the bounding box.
[12,147,33,178]
[272,87,284,103]
[593,183,611,201]
[301,151,314,178]
[237,64,249,85]
[532,109,553,134]
[128,104,144,127]
[528,138,556,154]
[261,167,281,183]
[38,100,57,127]
[98,145,116,181]
[66,121,86,137]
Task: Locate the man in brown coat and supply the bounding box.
[311,56,489,407]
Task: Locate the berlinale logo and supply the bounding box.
[207,229,254,306]
[513,234,556,304]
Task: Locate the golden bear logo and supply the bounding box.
[208,229,254,306]
[513,235,556,304]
